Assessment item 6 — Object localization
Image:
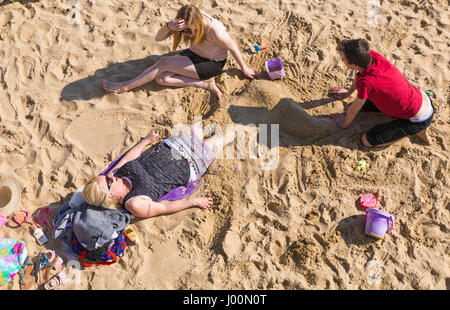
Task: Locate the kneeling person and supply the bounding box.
[329,38,434,147]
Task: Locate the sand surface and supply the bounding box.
[0,0,449,290]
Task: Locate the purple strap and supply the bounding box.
[101,153,127,175]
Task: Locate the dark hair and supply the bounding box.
[337,39,372,68]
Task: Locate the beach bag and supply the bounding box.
[71,231,127,267]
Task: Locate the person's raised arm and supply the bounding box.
[106,132,160,176]
[211,28,257,79]
[155,18,185,42]
[125,196,213,218]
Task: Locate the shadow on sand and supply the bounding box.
[60,52,252,103]
[227,96,392,150]
[336,214,379,246]
[60,54,165,102]
[228,98,360,149]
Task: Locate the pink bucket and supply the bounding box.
[365,209,395,239]
[265,58,285,80]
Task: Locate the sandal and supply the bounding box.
[44,271,66,290]
[18,256,37,290]
[11,210,42,229]
[37,250,64,285]
[11,210,48,245]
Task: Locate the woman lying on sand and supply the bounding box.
[329,38,434,147]
[81,121,235,218]
[101,5,257,100]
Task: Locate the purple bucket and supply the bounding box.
[265,58,285,80]
[365,209,395,238]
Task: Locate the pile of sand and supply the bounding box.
[0,0,448,290]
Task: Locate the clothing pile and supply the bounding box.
[52,188,130,264]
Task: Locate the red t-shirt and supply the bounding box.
[356,50,422,119]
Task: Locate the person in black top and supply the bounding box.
[81,121,235,218]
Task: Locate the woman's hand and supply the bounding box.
[145,131,160,143]
[241,66,257,79]
[190,197,214,210]
[330,112,347,128]
[167,18,186,32]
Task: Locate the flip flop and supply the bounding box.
[18,256,37,290]
[11,210,41,229]
[35,207,54,232]
[44,271,67,290]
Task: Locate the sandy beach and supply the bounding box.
[0,0,449,290]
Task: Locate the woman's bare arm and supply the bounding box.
[155,19,185,42]
[106,132,160,176]
[155,23,174,42]
[210,28,257,79]
[125,196,213,218]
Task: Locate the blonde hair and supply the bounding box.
[82,177,120,209]
[172,5,207,51]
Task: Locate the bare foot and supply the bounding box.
[205,79,222,101]
[101,79,129,94]
[415,128,434,145]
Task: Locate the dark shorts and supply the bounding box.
[362,96,434,146]
[176,49,226,80]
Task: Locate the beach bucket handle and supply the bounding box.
[387,214,395,232]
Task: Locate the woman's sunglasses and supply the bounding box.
[105,175,113,189]
[182,28,193,34]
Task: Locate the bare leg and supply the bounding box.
[155,72,222,100]
[204,131,236,152]
[101,55,200,93]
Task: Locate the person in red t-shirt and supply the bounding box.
[328,39,434,147]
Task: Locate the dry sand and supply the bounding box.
[0,0,449,290]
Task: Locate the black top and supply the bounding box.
[114,143,190,209]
